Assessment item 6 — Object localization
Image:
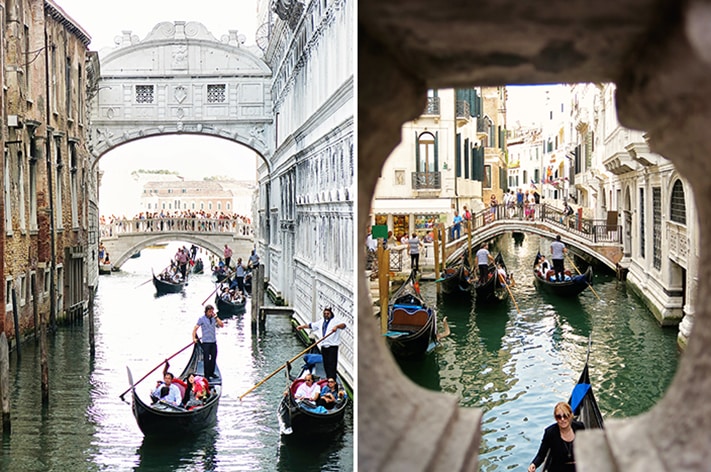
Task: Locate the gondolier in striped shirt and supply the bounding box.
[192,305,224,380]
[296,307,347,381]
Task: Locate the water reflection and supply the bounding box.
[135,430,218,471]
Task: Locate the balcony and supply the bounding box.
[411,171,441,190]
[456,100,471,124]
[423,97,440,116]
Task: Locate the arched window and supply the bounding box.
[670,180,686,225]
[416,132,437,173]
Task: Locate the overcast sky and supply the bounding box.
[55,0,262,216]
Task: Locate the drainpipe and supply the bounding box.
[44,15,57,331]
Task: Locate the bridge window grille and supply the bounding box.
[135,85,154,103]
[670,180,686,224]
[207,84,226,103]
[653,187,662,270]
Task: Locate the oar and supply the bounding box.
[436,316,451,341]
[201,274,233,305]
[136,264,171,289]
[118,341,195,401]
[498,271,521,314]
[565,254,601,301]
[238,330,336,401]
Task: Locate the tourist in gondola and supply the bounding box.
[528,402,585,472]
[182,372,209,409]
[536,254,551,277]
[551,235,568,281]
[296,307,347,381]
[294,374,320,402]
[317,377,346,410]
[475,243,494,284]
[192,305,224,380]
[150,369,182,406]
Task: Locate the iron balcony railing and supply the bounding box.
[456,100,470,118]
[424,97,440,115]
[411,171,441,190]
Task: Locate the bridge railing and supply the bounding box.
[100,217,253,239]
[442,203,621,246]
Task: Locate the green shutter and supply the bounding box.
[415,131,420,171]
[434,131,439,171]
[456,133,461,177]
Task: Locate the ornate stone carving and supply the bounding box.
[174,85,187,103]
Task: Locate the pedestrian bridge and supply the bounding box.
[377,203,625,275]
[99,217,254,268]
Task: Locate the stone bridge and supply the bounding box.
[445,204,624,270]
[99,217,254,268]
[381,203,624,274]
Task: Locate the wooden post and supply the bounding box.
[433,224,441,295]
[467,219,473,263]
[0,333,9,434]
[440,223,447,271]
[11,289,20,360]
[40,306,48,406]
[378,240,390,335]
[251,264,264,334]
[258,265,266,331]
[88,287,96,358]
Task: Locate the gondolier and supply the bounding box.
[192,305,224,380]
[476,243,495,284]
[551,235,568,281]
[296,307,346,381]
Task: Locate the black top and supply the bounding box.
[531,420,585,472]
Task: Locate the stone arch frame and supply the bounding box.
[359,1,711,470]
[668,174,688,226]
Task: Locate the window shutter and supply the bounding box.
[415,131,420,171]
[456,133,462,177]
[434,131,439,171]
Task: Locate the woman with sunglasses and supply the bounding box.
[528,402,585,472]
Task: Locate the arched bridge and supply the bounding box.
[442,203,624,271]
[99,217,254,268]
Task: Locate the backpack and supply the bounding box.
[565,205,574,216]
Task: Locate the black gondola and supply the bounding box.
[152,271,186,295]
[243,270,253,295]
[569,341,604,429]
[192,259,204,274]
[473,253,511,303]
[214,294,247,317]
[126,343,222,437]
[533,252,593,297]
[385,270,438,358]
[278,353,348,436]
[439,254,472,295]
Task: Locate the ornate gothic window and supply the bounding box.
[670,180,686,225]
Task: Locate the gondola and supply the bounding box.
[192,259,204,274]
[99,263,113,275]
[214,293,247,317]
[152,270,186,295]
[439,254,472,295]
[126,342,222,437]
[569,356,604,430]
[473,253,510,303]
[278,353,348,436]
[385,270,438,358]
[533,252,593,297]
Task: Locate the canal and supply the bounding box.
[397,233,680,471]
[0,242,353,472]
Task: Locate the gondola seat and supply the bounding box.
[389,307,429,332]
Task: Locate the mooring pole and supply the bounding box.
[0,333,10,434]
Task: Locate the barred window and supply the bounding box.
[653,187,661,270]
[670,180,686,225]
[207,84,226,103]
[136,85,154,103]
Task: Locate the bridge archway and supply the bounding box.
[107,233,253,269]
[88,21,273,171]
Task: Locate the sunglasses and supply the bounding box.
[555,413,570,420]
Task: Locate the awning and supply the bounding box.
[370,198,450,215]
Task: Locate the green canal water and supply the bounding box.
[397,233,680,471]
